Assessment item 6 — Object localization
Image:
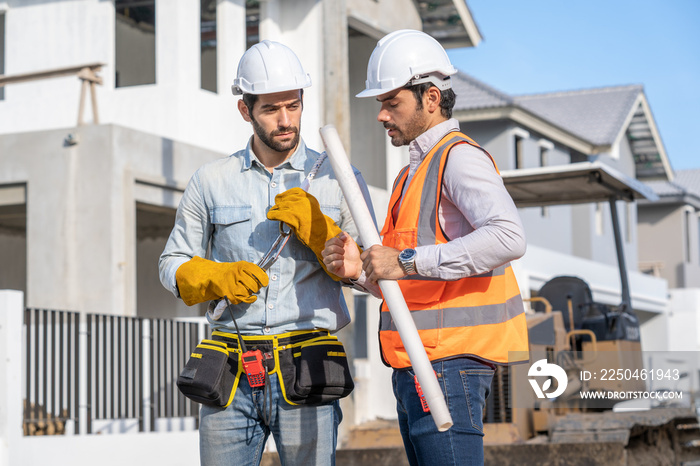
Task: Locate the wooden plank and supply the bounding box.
[0,62,105,87]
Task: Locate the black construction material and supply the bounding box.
[534,275,640,342]
[534,276,592,331]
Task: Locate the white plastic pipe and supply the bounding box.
[320,125,453,432]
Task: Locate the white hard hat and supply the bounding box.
[356,29,457,98]
[232,40,312,95]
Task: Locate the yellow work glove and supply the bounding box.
[175,256,269,306]
[267,187,343,281]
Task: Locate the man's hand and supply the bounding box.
[322,232,363,280]
[175,256,269,306]
[361,245,406,283]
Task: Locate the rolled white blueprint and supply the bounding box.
[319,125,453,432]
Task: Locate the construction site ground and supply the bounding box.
[261,410,700,466]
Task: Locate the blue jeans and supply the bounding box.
[199,370,341,466]
[392,358,495,466]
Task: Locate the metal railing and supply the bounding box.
[24,308,80,435]
[149,317,201,431]
[23,308,207,435]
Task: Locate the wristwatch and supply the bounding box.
[398,248,417,275]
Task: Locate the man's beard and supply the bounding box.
[252,118,300,153]
[384,111,426,147]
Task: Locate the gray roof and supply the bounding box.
[645,179,686,197]
[451,73,643,145]
[514,85,643,146]
[674,169,700,198]
[645,169,700,206]
[451,73,670,180]
[452,71,513,110]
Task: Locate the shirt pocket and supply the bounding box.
[210,205,253,258]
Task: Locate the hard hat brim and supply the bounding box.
[232,79,311,96]
[356,87,396,99]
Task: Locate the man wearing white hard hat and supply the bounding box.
[323,30,529,465]
[159,40,374,466]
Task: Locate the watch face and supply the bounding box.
[400,248,416,261]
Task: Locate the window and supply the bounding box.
[511,128,529,170]
[685,209,692,263]
[538,140,552,218]
[115,0,156,88]
[200,0,217,92]
[246,1,260,50]
[514,135,524,169]
[539,146,548,168]
[0,12,5,101]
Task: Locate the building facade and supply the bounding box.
[450,73,672,331]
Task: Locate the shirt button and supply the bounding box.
[425,271,432,276]
[263,326,271,333]
[271,274,278,281]
[268,303,274,309]
[271,182,277,188]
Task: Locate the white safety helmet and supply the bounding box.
[356,29,457,98]
[232,40,312,95]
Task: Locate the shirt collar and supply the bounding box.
[409,118,460,158]
[242,137,308,172]
[408,118,460,172]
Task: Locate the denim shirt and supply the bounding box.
[159,138,374,335]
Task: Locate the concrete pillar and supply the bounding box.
[25,134,81,311]
[259,0,282,41]
[322,0,351,152]
[157,0,200,91]
[0,290,24,466]
[22,126,130,315]
[217,0,246,97]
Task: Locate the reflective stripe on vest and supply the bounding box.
[379,130,529,368]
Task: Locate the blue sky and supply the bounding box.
[446,0,700,172]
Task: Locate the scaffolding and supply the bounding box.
[0,62,104,126]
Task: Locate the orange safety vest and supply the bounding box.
[379,130,529,369]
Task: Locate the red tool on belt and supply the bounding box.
[224,296,267,388]
[242,350,266,387]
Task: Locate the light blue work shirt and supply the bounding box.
[159,138,374,335]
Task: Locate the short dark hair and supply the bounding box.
[241,89,305,115]
[241,93,259,114]
[408,83,455,119]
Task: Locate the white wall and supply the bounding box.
[667,289,700,351]
[0,0,322,159]
[519,244,667,314]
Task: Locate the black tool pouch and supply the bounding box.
[177,339,240,408]
[278,336,354,405]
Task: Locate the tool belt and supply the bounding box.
[177,338,239,407]
[177,329,354,408]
